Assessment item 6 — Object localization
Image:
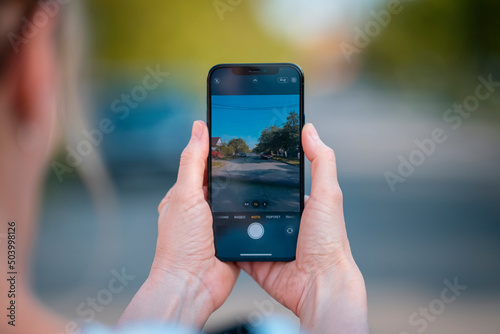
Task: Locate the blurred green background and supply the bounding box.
[87,0,500,105]
[35,1,500,333]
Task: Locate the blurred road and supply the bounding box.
[212,155,300,212]
[33,85,500,334]
[213,155,299,185]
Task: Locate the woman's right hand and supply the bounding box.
[238,123,370,333]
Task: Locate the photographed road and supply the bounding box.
[212,154,300,212]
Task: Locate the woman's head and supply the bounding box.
[0,1,117,279]
[0,1,100,186]
[0,0,60,180]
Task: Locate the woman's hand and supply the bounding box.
[119,121,239,328]
[238,123,370,333]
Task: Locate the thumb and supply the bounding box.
[176,121,208,190]
[302,123,342,204]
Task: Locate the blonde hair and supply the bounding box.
[59,1,121,271]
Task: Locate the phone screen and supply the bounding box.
[208,64,304,261]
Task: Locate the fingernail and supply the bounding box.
[307,123,319,140]
[192,121,203,139]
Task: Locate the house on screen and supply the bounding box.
[211,137,222,150]
[211,137,222,158]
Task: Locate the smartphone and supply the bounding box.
[207,63,304,261]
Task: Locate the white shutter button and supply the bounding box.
[247,223,264,239]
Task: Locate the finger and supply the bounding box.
[237,261,285,288]
[304,194,309,205]
[301,123,341,203]
[176,121,209,190]
[237,261,252,275]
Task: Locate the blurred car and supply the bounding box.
[97,83,197,177]
[212,151,222,158]
[260,152,273,159]
[239,152,247,157]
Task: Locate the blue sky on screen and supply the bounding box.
[211,94,299,149]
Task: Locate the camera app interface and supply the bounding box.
[210,66,302,258]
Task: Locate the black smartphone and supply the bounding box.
[207,63,304,261]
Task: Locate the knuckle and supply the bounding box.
[157,202,166,214]
[180,147,194,165]
[314,182,343,205]
[322,147,337,163]
[158,188,174,214]
[171,186,205,210]
[179,146,204,171]
[329,184,343,203]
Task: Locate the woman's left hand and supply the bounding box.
[119,121,239,328]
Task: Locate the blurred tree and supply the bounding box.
[281,111,300,156]
[85,0,292,94]
[219,140,234,157]
[219,138,249,156]
[363,0,500,101]
[253,111,299,156]
[227,138,250,154]
[253,125,281,153]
